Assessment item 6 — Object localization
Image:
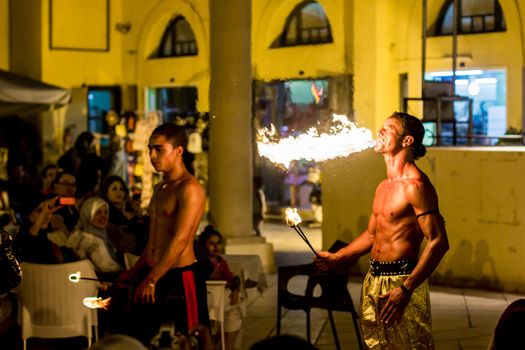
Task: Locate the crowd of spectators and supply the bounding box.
[0,130,251,350]
[0,131,150,347]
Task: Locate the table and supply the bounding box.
[224,254,268,294]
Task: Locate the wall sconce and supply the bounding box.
[115,22,132,34]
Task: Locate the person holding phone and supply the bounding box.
[13,194,65,264]
[50,171,80,238]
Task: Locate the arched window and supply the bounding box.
[435,0,506,35]
[155,16,198,58]
[273,1,333,47]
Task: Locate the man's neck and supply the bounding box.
[383,151,415,182]
[164,163,190,183]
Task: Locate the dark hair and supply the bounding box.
[250,335,317,350]
[42,164,58,176]
[198,225,223,247]
[101,175,130,203]
[151,123,188,150]
[493,299,525,349]
[74,131,95,157]
[51,170,77,189]
[390,111,426,159]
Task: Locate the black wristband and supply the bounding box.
[400,284,412,296]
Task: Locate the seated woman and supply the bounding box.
[100,175,148,255]
[67,197,123,278]
[198,225,245,350]
[14,194,66,264]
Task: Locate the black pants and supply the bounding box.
[107,263,210,346]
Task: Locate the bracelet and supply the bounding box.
[400,284,412,296]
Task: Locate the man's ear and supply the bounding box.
[175,145,184,155]
[402,135,414,148]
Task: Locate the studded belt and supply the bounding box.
[369,258,417,276]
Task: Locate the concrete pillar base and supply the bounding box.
[225,237,276,275]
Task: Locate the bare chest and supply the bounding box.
[373,181,413,221]
[149,183,179,219]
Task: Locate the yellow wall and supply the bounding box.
[12,0,522,132]
[128,0,210,112]
[10,0,42,79]
[41,0,123,87]
[0,0,8,70]
[252,0,348,81]
[323,147,525,293]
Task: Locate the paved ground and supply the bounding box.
[239,222,524,350]
[8,221,523,349]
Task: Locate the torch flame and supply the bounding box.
[83,297,112,310]
[69,271,81,283]
[285,207,302,226]
[257,114,376,168]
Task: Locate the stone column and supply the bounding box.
[208,0,275,273]
[209,0,253,238]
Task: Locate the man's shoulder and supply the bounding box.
[174,176,205,199]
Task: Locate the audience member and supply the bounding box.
[90,334,147,350]
[106,134,128,182]
[198,225,244,350]
[13,194,65,264]
[252,175,266,237]
[249,335,317,350]
[100,175,148,255]
[63,131,105,207]
[40,164,58,195]
[67,197,123,278]
[6,161,38,221]
[50,171,80,237]
[57,131,94,174]
[488,298,525,350]
[100,175,141,226]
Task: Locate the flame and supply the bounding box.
[69,271,81,283]
[83,297,112,310]
[311,82,322,104]
[257,114,376,168]
[285,207,302,226]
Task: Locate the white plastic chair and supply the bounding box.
[206,280,226,350]
[17,260,99,350]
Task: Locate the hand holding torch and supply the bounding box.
[285,207,319,257]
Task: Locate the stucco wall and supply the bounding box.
[322,147,525,293]
[40,0,123,87]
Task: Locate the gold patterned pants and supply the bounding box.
[360,272,434,349]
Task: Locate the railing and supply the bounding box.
[404,96,473,146]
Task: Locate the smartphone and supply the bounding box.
[59,197,76,206]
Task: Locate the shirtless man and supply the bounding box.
[315,112,449,349]
[118,123,209,344]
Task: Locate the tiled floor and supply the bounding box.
[239,222,524,350]
[8,221,523,349]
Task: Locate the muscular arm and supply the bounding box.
[379,178,449,324]
[146,181,205,285]
[402,180,449,293]
[315,214,375,270]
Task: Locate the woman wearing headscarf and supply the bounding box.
[67,197,123,277]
